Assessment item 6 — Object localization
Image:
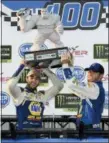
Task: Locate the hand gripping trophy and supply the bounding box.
[17,8,64,51]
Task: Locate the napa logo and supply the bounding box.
[18,43,48,58]
[0,92,10,108]
[56,66,85,82]
[29,102,41,116]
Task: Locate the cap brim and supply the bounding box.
[84,68,90,71]
[84,67,103,73]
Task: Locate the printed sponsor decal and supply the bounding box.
[68,46,88,57]
[55,93,81,113]
[0,72,10,83]
[55,94,80,108]
[94,44,109,59]
[29,101,41,116]
[18,43,48,58]
[56,66,85,82]
[0,45,12,63]
[0,92,10,108]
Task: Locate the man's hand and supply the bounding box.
[61,52,73,66]
[16,8,31,18]
[20,59,31,68]
[56,24,64,35]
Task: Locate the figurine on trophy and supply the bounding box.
[17,8,64,51]
[17,8,66,68]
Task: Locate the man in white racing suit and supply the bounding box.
[17,8,64,51]
[6,60,63,130]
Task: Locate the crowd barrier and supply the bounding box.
[1,115,109,139]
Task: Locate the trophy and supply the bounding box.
[18,8,68,68]
[24,47,68,68]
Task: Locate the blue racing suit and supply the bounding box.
[6,64,63,130]
[62,65,105,129]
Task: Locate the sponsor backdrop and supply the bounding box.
[1,0,108,116]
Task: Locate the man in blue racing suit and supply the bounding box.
[61,53,105,136]
[6,60,63,131]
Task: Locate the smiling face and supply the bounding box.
[26,70,40,89]
[87,70,103,82]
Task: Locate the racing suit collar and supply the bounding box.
[95,81,102,84]
[25,84,37,93]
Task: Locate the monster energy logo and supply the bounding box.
[94,44,109,59]
[55,94,80,108]
[0,45,12,63]
[19,69,48,85]
[19,69,29,83]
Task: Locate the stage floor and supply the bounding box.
[2,138,108,143]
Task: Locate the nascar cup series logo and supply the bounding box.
[18,43,48,58]
[56,66,85,82]
[0,92,10,108]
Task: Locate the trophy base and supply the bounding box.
[28,59,61,68]
[28,61,51,68]
[50,59,61,68]
[24,47,68,68]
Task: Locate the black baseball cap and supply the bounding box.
[85,63,104,74]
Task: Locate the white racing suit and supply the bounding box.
[6,64,63,129]
[18,12,64,51]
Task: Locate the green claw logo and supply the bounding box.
[94,44,109,60]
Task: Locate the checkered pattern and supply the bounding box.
[3,9,41,31]
[2,7,109,30]
[100,7,109,28]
